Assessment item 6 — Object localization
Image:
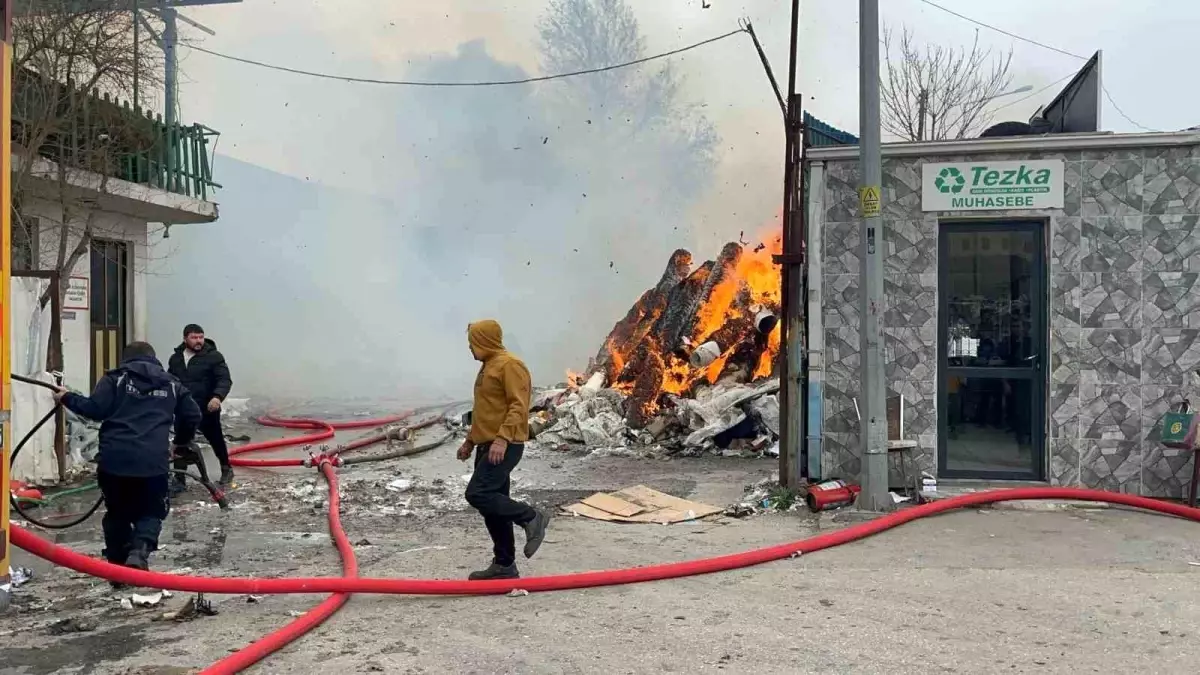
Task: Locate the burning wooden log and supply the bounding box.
[593,249,692,385]
[622,343,667,429]
[582,234,784,427]
[677,242,744,349]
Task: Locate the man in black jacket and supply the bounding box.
[167,324,235,489]
[54,342,201,572]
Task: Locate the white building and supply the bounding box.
[9,93,219,484]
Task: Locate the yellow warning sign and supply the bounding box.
[859,185,881,218]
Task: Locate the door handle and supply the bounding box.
[1023,354,1039,368]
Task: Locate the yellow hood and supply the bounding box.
[468,320,506,361]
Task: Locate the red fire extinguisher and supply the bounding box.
[805,479,861,512]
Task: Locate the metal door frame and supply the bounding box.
[937,219,1048,481]
[89,238,130,389]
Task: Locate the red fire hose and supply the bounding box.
[13,408,1200,672]
[199,460,358,675]
[226,413,415,468]
[14,488,1200,595]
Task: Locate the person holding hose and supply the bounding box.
[458,319,550,580]
[52,342,201,575]
[168,323,235,491]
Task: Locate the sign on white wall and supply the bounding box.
[64,276,89,311]
[921,159,1064,211]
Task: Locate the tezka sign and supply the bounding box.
[921,159,1064,211]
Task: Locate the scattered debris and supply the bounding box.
[247,595,265,603]
[563,485,721,524]
[47,617,97,635]
[506,589,530,597]
[921,473,938,494]
[8,566,33,588]
[287,610,306,618]
[385,478,414,493]
[130,590,171,607]
[156,594,218,622]
[725,476,802,516]
[222,397,251,419]
[354,539,373,547]
[531,378,780,457]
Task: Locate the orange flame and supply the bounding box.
[602,223,784,400]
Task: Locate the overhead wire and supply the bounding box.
[914,0,1161,132]
[185,28,748,87]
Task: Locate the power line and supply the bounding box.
[916,0,1086,60]
[991,72,1074,113]
[915,0,1161,132]
[1101,88,1159,133]
[185,28,748,87]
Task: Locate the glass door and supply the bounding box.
[938,222,1046,480]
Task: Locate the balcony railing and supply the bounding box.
[12,68,221,202]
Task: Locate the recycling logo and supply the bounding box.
[935,167,966,194]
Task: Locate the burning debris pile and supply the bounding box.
[533,233,785,455]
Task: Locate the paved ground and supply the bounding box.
[4,421,1200,674]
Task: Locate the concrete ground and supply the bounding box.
[4,421,1200,674]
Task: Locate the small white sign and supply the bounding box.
[64,276,89,311]
[922,159,1064,212]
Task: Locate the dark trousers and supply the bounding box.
[464,443,535,567]
[200,409,231,467]
[175,409,230,481]
[98,471,170,564]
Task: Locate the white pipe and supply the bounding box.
[755,310,779,335]
[689,341,722,368]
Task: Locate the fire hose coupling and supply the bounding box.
[303,445,344,469]
[382,424,412,442]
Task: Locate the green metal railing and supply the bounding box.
[117,110,221,202]
[13,68,221,202]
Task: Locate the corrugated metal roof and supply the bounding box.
[804,112,857,147]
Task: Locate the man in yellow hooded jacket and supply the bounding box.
[457,319,549,580]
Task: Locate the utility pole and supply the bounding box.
[774,0,803,489]
[162,2,178,191]
[858,0,889,511]
[917,89,927,141]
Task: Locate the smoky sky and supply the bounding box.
[149,37,723,401]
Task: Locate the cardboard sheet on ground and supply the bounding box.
[563,485,722,524]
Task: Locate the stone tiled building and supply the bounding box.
[804,131,1200,497]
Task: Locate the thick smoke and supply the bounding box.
[150,27,720,401]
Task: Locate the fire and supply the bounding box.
[597,222,784,404]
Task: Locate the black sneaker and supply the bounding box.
[468,563,519,581]
[169,479,187,497]
[522,509,550,559]
[104,555,129,590]
[219,466,235,486]
[125,548,150,571]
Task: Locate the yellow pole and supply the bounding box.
[0,0,14,612]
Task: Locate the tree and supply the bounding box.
[11,0,162,370]
[879,26,1014,141]
[537,0,717,205]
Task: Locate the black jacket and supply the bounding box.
[61,356,202,477]
[167,338,233,406]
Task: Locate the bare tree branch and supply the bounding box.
[880,25,1014,141]
[11,0,166,370]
